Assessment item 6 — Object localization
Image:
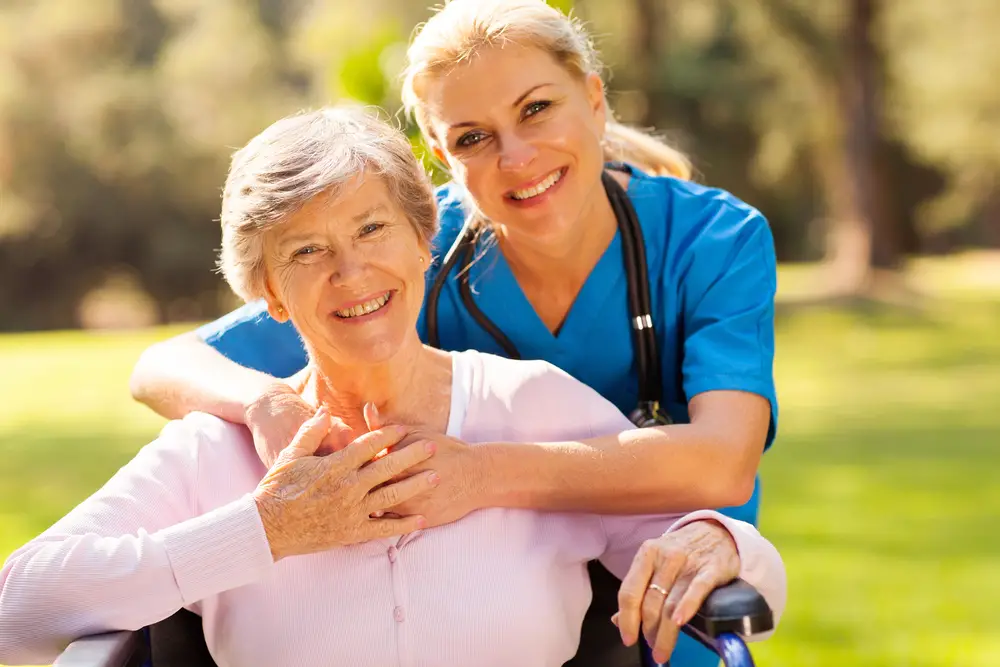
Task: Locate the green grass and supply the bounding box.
[2,256,999,666]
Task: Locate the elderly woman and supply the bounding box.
[0,107,785,667]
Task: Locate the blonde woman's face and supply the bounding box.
[423,45,608,244]
[261,175,430,367]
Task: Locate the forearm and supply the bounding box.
[130,332,283,423]
[482,422,762,514]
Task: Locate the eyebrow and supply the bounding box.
[276,204,390,253]
[352,204,389,223]
[447,83,554,131]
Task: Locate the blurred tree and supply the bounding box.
[0,0,994,330]
[725,0,903,295]
[0,0,310,329]
[882,0,1000,250]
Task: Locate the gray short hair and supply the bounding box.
[219,107,438,302]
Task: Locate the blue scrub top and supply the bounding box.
[197,166,778,527]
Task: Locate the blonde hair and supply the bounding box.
[400,0,691,180]
[219,107,438,302]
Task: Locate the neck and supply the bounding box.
[496,173,619,285]
[302,334,450,432]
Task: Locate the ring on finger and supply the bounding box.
[647,583,669,597]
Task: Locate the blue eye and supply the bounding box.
[523,100,551,118]
[293,246,319,257]
[360,222,385,236]
[456,131,486,148]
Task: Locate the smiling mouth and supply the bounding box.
[334,291,393,319]
[508,168,566,201]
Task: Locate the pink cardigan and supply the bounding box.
[0,350,785,667]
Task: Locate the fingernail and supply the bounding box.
[610,614,619,627]
[428,472,440,485]
[315,406,328,419]
[672,611,684,626]
[367,402,380,423]
[424,441,437,454]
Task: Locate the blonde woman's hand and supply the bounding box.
[380,430,484,529]
[253,408,440,561]
[614,520,741,664]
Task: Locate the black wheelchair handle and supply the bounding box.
[685,578,774,639]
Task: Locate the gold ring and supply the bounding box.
[647,583,668,596]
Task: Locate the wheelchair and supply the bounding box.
[50,578,772,667]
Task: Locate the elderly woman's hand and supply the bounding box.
[253,408,440,561]
[614,520,741,664]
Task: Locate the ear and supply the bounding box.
[584,72,607,130]
[261,279,289,323]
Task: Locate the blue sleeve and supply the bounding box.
[678,206,779,449]
[195,301,308,378]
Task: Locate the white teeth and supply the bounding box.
[511,169,563,200]
[336,293,390,319]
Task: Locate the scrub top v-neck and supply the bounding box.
[430,197,632,405]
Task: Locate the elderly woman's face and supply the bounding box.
[261,175,431,366]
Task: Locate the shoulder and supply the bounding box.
[150,413,259,476]
[630,172,775,285]
[195,300,272,343]
[431,181,470,257]
[635,172,771,243]
[460,351,633,440]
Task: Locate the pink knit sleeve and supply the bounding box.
[0,417,274,665]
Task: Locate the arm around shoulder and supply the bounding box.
[130,300,308,423]
[129,329,281,423]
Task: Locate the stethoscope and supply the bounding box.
[426,164,672,428]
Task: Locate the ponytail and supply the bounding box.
[602,121,692,180]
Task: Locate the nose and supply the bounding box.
[497,132,538,172]
[328,248,368,287]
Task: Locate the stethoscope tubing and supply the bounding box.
[426,166,663,410]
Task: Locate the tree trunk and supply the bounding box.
[824,0,903,294]
[633,0,666,127]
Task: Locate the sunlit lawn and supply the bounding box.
[2,255,999,666]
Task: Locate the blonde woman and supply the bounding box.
[128,2,780,665]
[0,107,785,667]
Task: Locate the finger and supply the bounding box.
[640,551,685,646]
[671,569,726,627]
[281,408,330,460]
[358,439,437,489]
[368,514,426,539]
[363,402,383,432]
[320,416,355,453]
[365,470,440,512]
[650,601,681,665]
[340,425,414,469]
[616,541,656,646]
